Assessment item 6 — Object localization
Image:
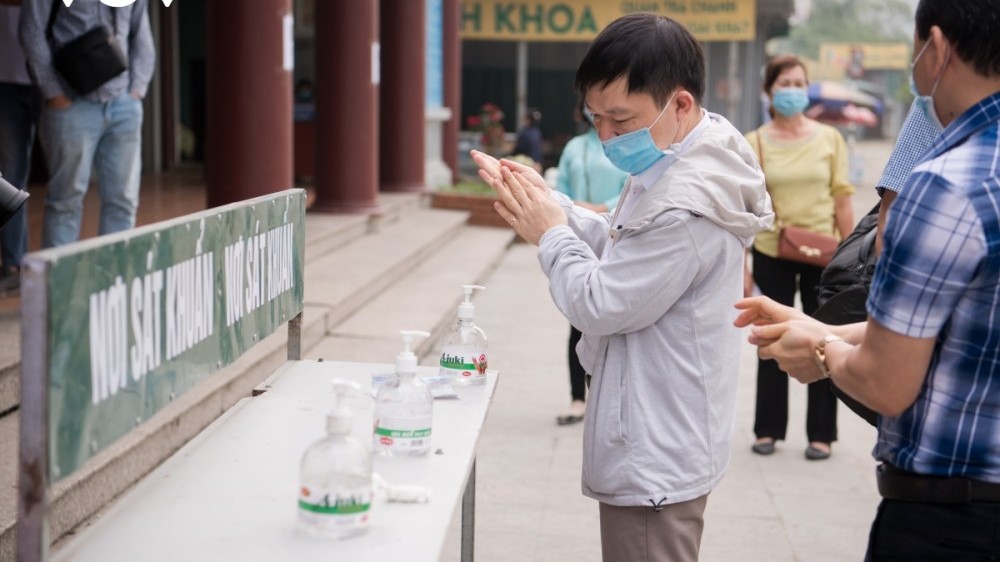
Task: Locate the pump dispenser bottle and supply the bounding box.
[439,285,488,386]
[298,379,372,539]
[374,330,434,457]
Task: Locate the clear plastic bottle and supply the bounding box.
[298,379,373,540]
[439,285,488,386]
[374,330,433,457]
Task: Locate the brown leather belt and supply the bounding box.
[876,463,1000,504]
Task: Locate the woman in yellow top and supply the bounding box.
[745,54,855,461]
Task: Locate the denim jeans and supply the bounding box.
[38,92,143,248]
[0,82,39,266]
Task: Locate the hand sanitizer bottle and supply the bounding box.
[374,330,433,457]
[298,379,372,539]
[439,285,488,386]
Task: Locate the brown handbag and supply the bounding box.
[777,225,839,268]
[755,132,839,268]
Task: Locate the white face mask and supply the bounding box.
[909,39,950,131]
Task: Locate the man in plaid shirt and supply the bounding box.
[735,0,1000,558]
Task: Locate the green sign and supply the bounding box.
[34,190,305,481]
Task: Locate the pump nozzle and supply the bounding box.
[329,379,362,434]
[459,285,485,321]
[397,330,430,374]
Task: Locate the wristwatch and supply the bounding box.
[813,335,845,379]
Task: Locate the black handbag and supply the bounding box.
[47,0,128,95]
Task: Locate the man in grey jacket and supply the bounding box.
[473,13,772,561]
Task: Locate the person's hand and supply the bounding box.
[471,150,547,192]
[491,165,566,245]
[753,320,833,384]
[734,296,809,330]
[46,95,71,109]
[130,91,142,100]
[498,157,546,190]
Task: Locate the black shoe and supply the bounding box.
[556,400,585,426]
[805,445,832,461]
[751,439,776,455]
[556,414,583,426]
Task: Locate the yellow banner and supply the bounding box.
[460,0,757,42]
[819,43,911,71]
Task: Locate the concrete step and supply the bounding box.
[0,308,20,416]
[0,411,16,561]
[300,207,472,348]
[303,192,424,261]
[307,224,516,364]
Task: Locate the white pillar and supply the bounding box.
[425,107,453,189]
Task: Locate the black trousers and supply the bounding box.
[752,248,838,443]
[865,499,1000,560]
[568,325,586,402]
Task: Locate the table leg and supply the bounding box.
[461,459,476,562]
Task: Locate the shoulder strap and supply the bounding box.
[47,1,118,44]
[46,0,59,44]
[754,129,780,225]
[754,130,765,176]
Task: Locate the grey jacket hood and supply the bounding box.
[624,112,773,245]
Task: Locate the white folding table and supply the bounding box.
[52,361,499,562]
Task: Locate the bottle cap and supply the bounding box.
[397,330,430,374]
[458,285,485,321]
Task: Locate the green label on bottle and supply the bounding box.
[374,427,432,438]
[440,360,476,369]
[298,496,371,515]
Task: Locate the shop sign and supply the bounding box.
[460,0,756,42]
[820,43,911,72]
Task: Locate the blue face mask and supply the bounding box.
[771,88,810,117]
[601,93,677,175]
[909,40,948,132]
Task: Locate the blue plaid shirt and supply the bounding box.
[868,91,1000,480]
[876,99,941,195]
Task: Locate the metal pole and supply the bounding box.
[461,459,476,562]
[515,41,527,133]
[287,312,302,361]
[17,259,51,562]
[726,40,739,125]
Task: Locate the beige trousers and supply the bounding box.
[599,494,709,562]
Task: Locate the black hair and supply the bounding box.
[526,108,542,125]
[916,0,1000,77]
[575,13,705,106]
[763,54,808,95]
